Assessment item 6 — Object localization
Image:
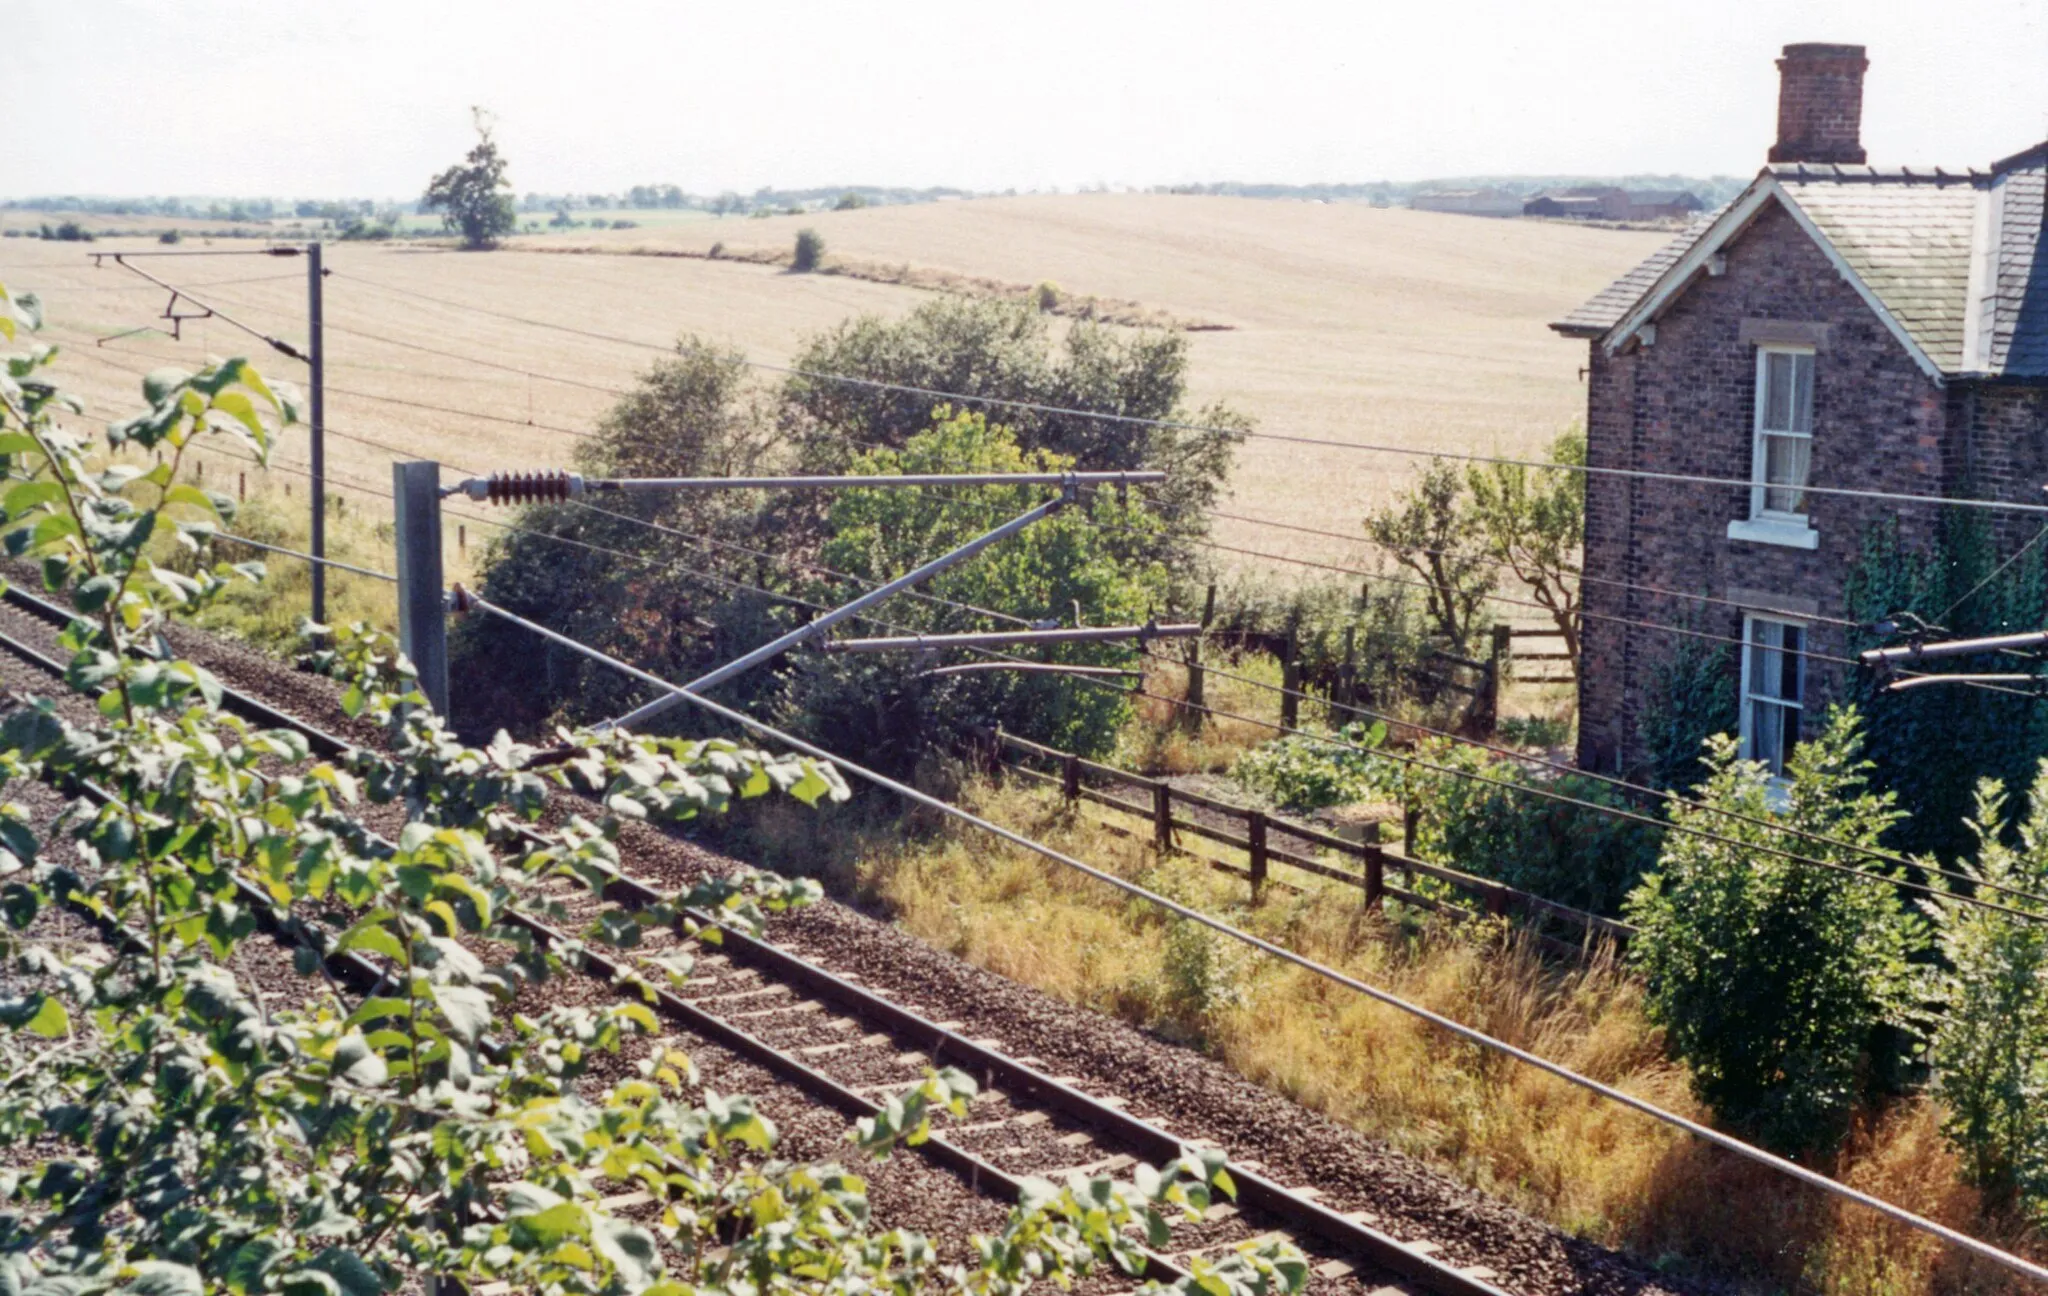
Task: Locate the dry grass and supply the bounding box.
[735,775,2047,1294]
[1,197,1664,563]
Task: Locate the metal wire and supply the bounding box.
[460,591,2048,1288]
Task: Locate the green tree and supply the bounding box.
[1624,710,1925,1154]
[1466,427,1584,672]
[1363,458,1494,651]
[451,340,783,732]
[424,107,517,249]
[1636,625,1739,793]
[790,409,1169,770]
[1923,774,2048,1220]
[780,295,1248,557]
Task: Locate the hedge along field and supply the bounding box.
[0,195,1664,564]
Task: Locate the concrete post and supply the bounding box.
[393,460,449,715]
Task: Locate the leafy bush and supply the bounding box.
[1625,710,1925,1154]
[1036,280,1062,311]
[157,227,182,244]
[793,227,825,271]
[1204,575,1440,717]
[1363,457,1495,651]
[1392,737,1663,915]
[1231,721,1387,811]
[1923,774,2048,1220]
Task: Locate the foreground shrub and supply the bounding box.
[1625,710,1925,1155]
[1924,774,2048,1221]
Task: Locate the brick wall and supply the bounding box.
[1576,199,1953,775]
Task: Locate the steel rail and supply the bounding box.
[467,591,2048,1289]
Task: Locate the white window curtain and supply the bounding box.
[1741,617,1806,775]
[1754,349,1815,518]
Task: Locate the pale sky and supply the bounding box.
[9,0,2047,199]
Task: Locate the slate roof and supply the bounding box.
[1550,214,1718,336]
[1552,144,2048,379]
[1986,147,2047,376]
[1778,170,1978,370]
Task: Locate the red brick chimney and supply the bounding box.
[1769,43,1869,165]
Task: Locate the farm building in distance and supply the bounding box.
[1408,187,1525,217]
[1552,42,2048,777]
[1523,187,1706,221]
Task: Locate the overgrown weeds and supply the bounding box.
[740,773,2047,1294]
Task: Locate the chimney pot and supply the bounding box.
[1769,43,1868,165]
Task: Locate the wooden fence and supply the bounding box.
[1504,625,1576,687]
[990,729,1633,958]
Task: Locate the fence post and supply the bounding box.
[1363,843,1385,912]
[1152,779,1174,852]
[1403,801,1420,857]
[1062,753,1080,805]
[1183,582,1214,730]
[393,460,450,717]
[1247,810,1268,901]
[1279,615,1301,730]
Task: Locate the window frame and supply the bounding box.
[1738,613,1807,777]
[1748,344,1817,524]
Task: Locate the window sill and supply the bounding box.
[1727,518,1819,550]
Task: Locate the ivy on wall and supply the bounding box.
[1844,514,2048,858]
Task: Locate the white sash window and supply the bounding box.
[1740,615,1806,776]
[1751,346,1815,521]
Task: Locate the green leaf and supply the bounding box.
[116,1261,202,1296]
[330,1031,388,1086]
[23,996,67,1039]
[2,480,64,519]
[143,367,192,406]
[433,983,492,1046]
[343,996,413,1028]
[163,483,219,519]
[592,1216,660,1290]
[296,1251,379,1296]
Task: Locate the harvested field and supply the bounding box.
[1,196,1666,567]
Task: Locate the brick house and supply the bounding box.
[1551,43,2048,777]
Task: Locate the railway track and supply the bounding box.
[0,580,1528,1296]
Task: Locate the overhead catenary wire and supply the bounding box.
[515,488,2048,919]
[459,590,2048,1288]
[63,279,2048,890]
[94,253,312,363]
